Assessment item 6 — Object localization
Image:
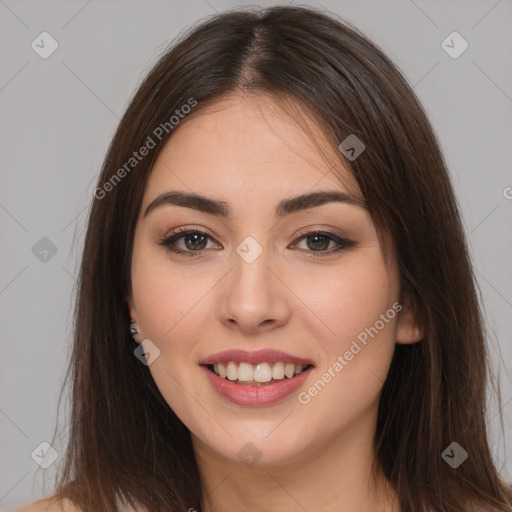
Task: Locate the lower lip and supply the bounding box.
[201,365,313,406]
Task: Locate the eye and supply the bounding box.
[157,227,356,257]
[292,229,356,257]
[158,228,220,257]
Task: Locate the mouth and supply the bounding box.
[202,361,314,386]
[199,349,316,405]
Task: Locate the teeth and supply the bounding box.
[272,361,285,379]
[210,361,310,382]
[226,361,238,381]
[254,363,272,382]
[294,364,305,375]
[215,363,227,378]
[284,363,295,379]
[238,362,254,381]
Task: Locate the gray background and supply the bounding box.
[1,0,511,509]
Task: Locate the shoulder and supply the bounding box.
[14,496,82,512]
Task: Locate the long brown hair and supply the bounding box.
[46,5,512,511]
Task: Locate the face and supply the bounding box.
[127,93,422,468]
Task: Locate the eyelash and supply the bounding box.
[157,226,356,258]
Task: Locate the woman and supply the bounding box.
[18,5,512,512]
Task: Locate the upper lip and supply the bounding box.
[199,349,315,367]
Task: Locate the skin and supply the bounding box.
[126,92,423,512]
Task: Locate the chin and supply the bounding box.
[195,422,313,468]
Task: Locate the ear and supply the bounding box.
[395,303,423,344]
[126,294,143,344]
[126,293,136,321]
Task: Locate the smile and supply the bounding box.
[200,364,314,406]
[207,361,312,385]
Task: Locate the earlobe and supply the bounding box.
[126,294,142,343]
[395,304,424,344]
[128,319,138,337]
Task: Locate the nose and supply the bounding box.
[218,244,292,334]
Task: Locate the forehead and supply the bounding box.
[142,93,361,207]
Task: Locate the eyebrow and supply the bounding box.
[143,190,367,219]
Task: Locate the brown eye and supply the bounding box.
[158,229,220,257]
[158,228,356,258]
[182,232,208,251]
[293,230,356,256]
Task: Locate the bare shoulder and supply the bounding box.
[14,496,82,512]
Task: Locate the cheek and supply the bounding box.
[294,249,398,353]
[130,245,212,343]
[291,274,399,450]
[294,254,399,419]
[130,251,213,422]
